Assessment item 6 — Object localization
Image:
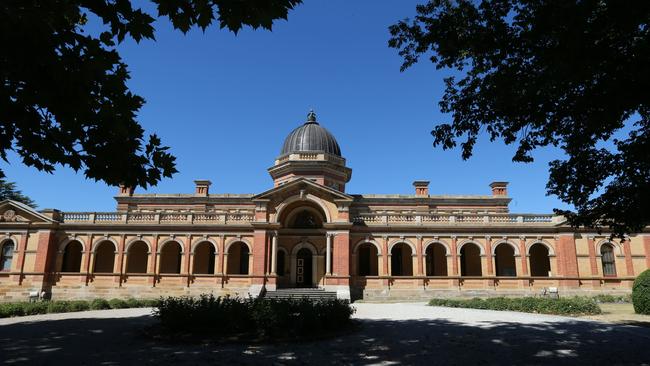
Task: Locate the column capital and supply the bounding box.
[519,235,526,241]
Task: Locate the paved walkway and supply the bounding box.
[1,303,649,365]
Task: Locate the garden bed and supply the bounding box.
[153,294,356,342]
[428,296,602,316]
[0,298,159,318]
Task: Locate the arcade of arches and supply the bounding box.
[0,110,648,301]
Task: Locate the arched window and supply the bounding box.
[529,244,551,277]
[159,241,182,274]
[61,241,83,272]
[425,243,448,276]
[227,242,249,275]
[193,242,215,274]
[460,243,482,276]
[277,250,286,276]
[358,243,378,276]
[93,241,116,273]
[0,241,14,271]
[126,241,148,273]
[391,243,413,276]
[494,243,517,276]
[601,244,617,276]
[290,210,323,229]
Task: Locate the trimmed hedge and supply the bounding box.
[0,298,160,318]
[155,294,355,338]
[633,269,650,315]
[428,296,601,316]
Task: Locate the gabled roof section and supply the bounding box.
[0,200,58,223]
[253,177,353,201]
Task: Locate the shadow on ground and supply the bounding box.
[1,314,649,365]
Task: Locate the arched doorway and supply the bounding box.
[227,242,250,275]
[425,242,448,276]
[159,241,182,274]
[126,241,148,273]
[357,242,379,276]
[61,240,83,272]
[295,248,313,287]
[529,243,551,277]
[193,241,216,274]
[460,243,482,276]
[93,241,116,273]
[391,242,413,276]
[494,243,517,276]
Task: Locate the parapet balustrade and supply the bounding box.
[352,213,560,226]
[60,212,255,224]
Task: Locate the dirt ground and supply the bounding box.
[582,303,650,326]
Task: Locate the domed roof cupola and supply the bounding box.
[280,110,341,157]
[269,110,352,192]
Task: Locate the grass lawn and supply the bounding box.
[583,303,650,327]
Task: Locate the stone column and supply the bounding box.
[450,236,458,275]
[326,233,332,275]
[519,236,528,275]
[485,236,493,276]
[587,236,598,275]
[16,232,29,284]
[149,235,159,286]
[216,235,224,274]
[382,236,389,276]
[115,235,126,285]
[271,233,278,274]
[623,238,635,276]
[416,236,424,276]
[184,235,192,287]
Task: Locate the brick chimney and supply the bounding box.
[489,181,509,196]
[413,180,430,197]
[118,184,134,197]
[194,180,212,196]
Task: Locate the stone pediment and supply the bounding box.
[0,200,56,224]
[253,178,353,205]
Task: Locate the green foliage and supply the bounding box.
[0,179,36,207]
[46,301,72,313]
[428,297,602,316]
[632,270,650,315]
[592,294,632,303]
[155,294,355,338]
[389,1,650,236]
[89,298,111,310]
[1,1,301,187]
[108,298,128,309]
[0,298,159,318]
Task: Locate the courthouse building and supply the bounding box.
[0,111,649,301]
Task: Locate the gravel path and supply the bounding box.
[1,303,649,365]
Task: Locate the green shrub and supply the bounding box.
[89,298,110,310]
[0,303,26,317]
[68,300,90,312]
[108,298,128,309]
[633,269,650,315]
[21,301,49,315]
[429,296,601,316]
[155,294,355,338]
[47,301,71,313]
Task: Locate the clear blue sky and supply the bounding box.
[3,0,571,214]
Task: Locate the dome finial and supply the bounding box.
[307,109,317,123]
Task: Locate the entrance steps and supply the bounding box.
[264,288,337,301]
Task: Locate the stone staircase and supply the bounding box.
[263,288,337,301]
